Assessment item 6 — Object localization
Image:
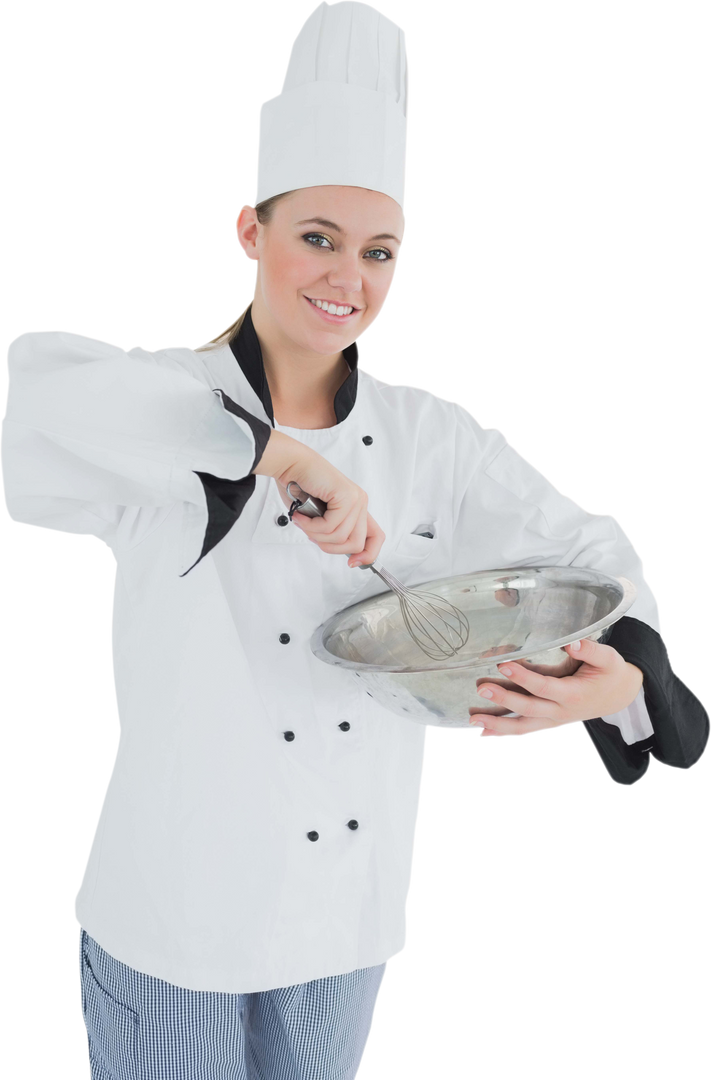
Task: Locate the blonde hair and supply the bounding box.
[195,190,296,352]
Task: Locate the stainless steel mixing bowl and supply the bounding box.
[310,566,637,728]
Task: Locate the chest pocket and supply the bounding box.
[381,520,441,583]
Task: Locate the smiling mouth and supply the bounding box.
[305,296,360,317]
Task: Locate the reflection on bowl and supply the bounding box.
[310,566,636,728]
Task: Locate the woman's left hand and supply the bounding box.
[469,637,644,735]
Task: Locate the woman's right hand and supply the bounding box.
[253,430,385,568]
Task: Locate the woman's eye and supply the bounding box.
[302,234,393,261]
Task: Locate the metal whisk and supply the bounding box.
[286,483,470,662]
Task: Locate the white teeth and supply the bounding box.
[308,298,354,316]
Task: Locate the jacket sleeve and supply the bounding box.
[1,330,273,576]
[448,403,709,784]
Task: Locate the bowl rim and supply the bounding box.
[311,570,635,669]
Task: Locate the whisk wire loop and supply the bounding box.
[370,567,470,661]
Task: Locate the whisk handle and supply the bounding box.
[285,481,380,572]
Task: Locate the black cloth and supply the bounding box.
[583,616,709,784]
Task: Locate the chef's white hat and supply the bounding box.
[256,1,408,209]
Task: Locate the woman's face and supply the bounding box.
[238,185,404,354]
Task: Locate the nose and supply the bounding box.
[326,251,362,297]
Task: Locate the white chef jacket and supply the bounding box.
[2,304,707,993]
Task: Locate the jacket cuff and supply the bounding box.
[178,393,272,578]
[582,616,709,784]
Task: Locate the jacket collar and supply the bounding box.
[228,303,359,428]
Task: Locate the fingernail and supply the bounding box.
[480,689,493,699]
[570,640,581,651]
[499,666,512,676]
[471,720,486,728]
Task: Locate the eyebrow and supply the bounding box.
[294,217,401,244]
